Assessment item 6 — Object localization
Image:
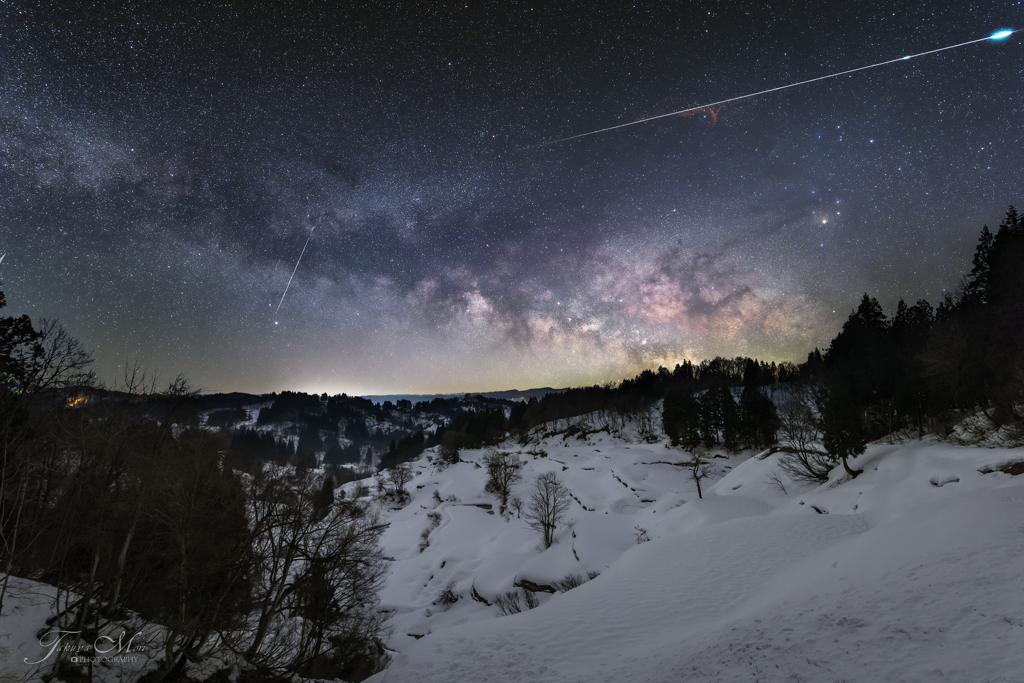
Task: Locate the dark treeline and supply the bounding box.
[662,358,781,452]
[207,391,521,476]
[229,426,296,468]
[159,389,520,475]
[412,394,515,418]
[257,390,327,425]
[507,355,794,435]
[420,357,791,460]
[213,391,523,474]
[378,431,436,471]
[431,407,509,463]
[231,390,429,472]
[365,395,516,470]
[0,294,390,681]
[805,206,1024,476]
[207,406,249,427]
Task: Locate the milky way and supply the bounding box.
[1,1,1022,394]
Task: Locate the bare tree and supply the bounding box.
[776,383,821,455]
[776,383,837,483]
[132,429,252,682]
[434,580,459,610]
[20,318,95,392]
[483,450,522,510]
[229,467,390,679]
[163,372,199,397]
[30,362,173,679]
[373,471,388,499]
[685,442,714,499]
[387,463,413,503]
[765,469,789,494]
[524,472,571,548]
[777,449,837,484]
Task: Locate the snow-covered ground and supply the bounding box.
[364,423,1024,683]
[3,408,1023,682]
[0,577,182,682]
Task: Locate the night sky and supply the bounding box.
[2,1,1022,395]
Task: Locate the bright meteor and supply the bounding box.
[537,29,1018,147]
[274,225,316,319]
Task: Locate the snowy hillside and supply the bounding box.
[2,406,1022,682]
[363,414,1024,682]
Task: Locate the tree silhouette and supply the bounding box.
[524,472,571,549]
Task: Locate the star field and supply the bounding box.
[1,1,1022,394]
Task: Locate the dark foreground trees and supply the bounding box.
[6,412,390,681]
[0,288,391,681]
[809,206,1024,463]
[662,363,779,453]
[229,467,389,680]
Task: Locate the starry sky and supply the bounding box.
[1,1,1022,395]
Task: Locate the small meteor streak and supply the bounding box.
[537,29,1018,147]
[274,226,315,318]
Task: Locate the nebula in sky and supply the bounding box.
[1,2,1021,395]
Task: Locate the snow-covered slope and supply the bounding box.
[3,410,1021,682]
[365,427,1024,682]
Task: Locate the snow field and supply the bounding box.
[364,429,1024,682]
[3,414,1020,682]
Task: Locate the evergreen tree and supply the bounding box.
[717,386,741,452]
[738,359,761,448]
[890,298,933,436]
[801,348,825,380]
[827,294,891,403]
[985,206,1024,424]
[963,225,994,305]
[696,389,721,445]
[662,389,701,448]
[817,379,866,478]
[344,417,370,441]
[0,287,42,393]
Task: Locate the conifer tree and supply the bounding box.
[816,380,865,478]
[717,386,742,452]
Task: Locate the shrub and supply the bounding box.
[494,587,539,616]
[418,511,441,552]
[435,581,459,610]
[553,573,585,593]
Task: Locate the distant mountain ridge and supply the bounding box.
[360,387,566,405]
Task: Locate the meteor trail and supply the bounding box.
[536,29,1018,147]
[274,226,315,319]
